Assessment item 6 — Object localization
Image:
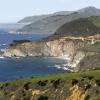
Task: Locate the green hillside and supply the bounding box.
[89,16,100,27]
[53,17,100,38]
[0,70,100,100]
[43,17,100,41]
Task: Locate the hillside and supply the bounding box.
[17,7,100,34]
[78,54,100,71]
[89,16,100,27]
[18,15,50,24]
[43,17,100,41]
[76,42,100,71]
[53,17,100,37]
[18,11,73,24]
[0,70,100,100]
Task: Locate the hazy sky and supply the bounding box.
[0,0,100,23]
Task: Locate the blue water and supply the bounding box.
[0,31,49,45]
[0,30,49,49]
[0,29,67,82]
[0,57,66,82]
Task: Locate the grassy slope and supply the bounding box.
[78,42,100,70]
[78,54,100,69]
[1,70,100,86]
[82,45,100,53]
[80,42,100,53]
[56,18,100,36]
[45,17,100,41]
[89,16,100,27]
[0,70,100,100]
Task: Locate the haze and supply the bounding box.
[0,0,100,23]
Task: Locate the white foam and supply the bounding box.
[62,67,69,71]
[2,44,6,46]
[54,64,71,71]
[0,44,6,46]
[54,64,61,69]
[49,64,73,72]
[0,56,5,59]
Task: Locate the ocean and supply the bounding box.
[0,25,67,82]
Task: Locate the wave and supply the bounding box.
[2,44,6,46]
[54,64,69,70]
[54,64,62,69]
[53,64,74,72]
[0,44,6,46]
[0,56,5,59]
[62,67,69,71]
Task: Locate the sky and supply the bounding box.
[0,0,100,23]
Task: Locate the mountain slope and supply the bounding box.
[17,7,100,34]
[89,16,100,27]
[43,17,100,40]
[18,15,50,24]
[53,18,100,37]
[18,11,73,24]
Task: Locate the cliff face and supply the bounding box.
[3,39,83,57]
[3,36,96,68]
[4,39,85,56]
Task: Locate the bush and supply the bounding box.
[10,40,31,46]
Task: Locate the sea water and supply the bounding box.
[0,27,67,82]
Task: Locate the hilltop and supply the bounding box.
[18,11,73,24]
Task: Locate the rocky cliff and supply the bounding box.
[3,39,84,57]
[3,35,99,68]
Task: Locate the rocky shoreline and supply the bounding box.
[1,35,99,72]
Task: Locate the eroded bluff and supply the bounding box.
[3,37,94,67]
[3,39,84,57]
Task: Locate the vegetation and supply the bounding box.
[10,40,31,46]
[0,70,100,86]
[4,70,100,85]
[78,41,100,71]
[0,70,100,100]
[78,54,100,70]
[80,42,100,53]
[89,16,100,27]
[45,17,100,40]
[55,18,100,36]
